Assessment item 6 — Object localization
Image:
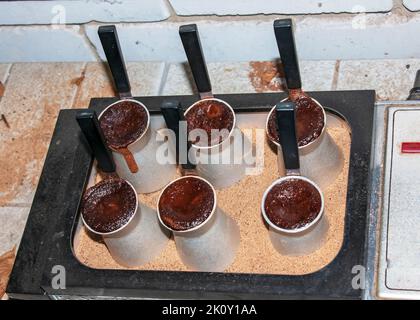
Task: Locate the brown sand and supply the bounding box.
[75,119,350,275]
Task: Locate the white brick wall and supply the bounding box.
[0,26,95,62]
[0,0,419,63]
[169,0,393,15]
[404,0,420,11]
[64,15,420,63]
[0,0,170,25]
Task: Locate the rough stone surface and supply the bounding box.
[72,62,165,108]
[0,63,85,206]
[163,60,335,95]
[337,59,420,100]
[0,207,30,256]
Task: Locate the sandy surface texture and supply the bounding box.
[75,118,350,275]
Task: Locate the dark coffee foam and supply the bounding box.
[267,96,324,147]
[99,100,148,149]
[158,177,215,231]
[185,99,234,147]
[264,178,322,230]
[81,178,137,234]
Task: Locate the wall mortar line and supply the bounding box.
[79,25,102,62]
[158,62,171,96]
[331,60,341,91]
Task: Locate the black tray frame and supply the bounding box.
[7,90,375,300]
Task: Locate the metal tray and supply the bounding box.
[7,90,375,299]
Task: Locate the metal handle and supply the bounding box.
[161,100,195,171]
[408,70,420,100]
[276,101,300,172]
[76,110,116,173]
[179,24,212,95]
[273,19,302,90]
[98,25,131,99]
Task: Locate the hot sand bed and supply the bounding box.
[74,114,351,275]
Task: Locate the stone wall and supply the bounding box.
[0,0,419,62]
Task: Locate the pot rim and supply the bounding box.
[82,178,139,236]
[265,97,327,151]
[184,97,237,150]
[261,175,325,234]
[98,98,151,151]
[157,175,218,234]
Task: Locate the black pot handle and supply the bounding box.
[98,25,131,98]
[76,110,116,173]
[273,19,302,90]
[161,100,195,171]
[179,24,212,95]
[276,101,300,171]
